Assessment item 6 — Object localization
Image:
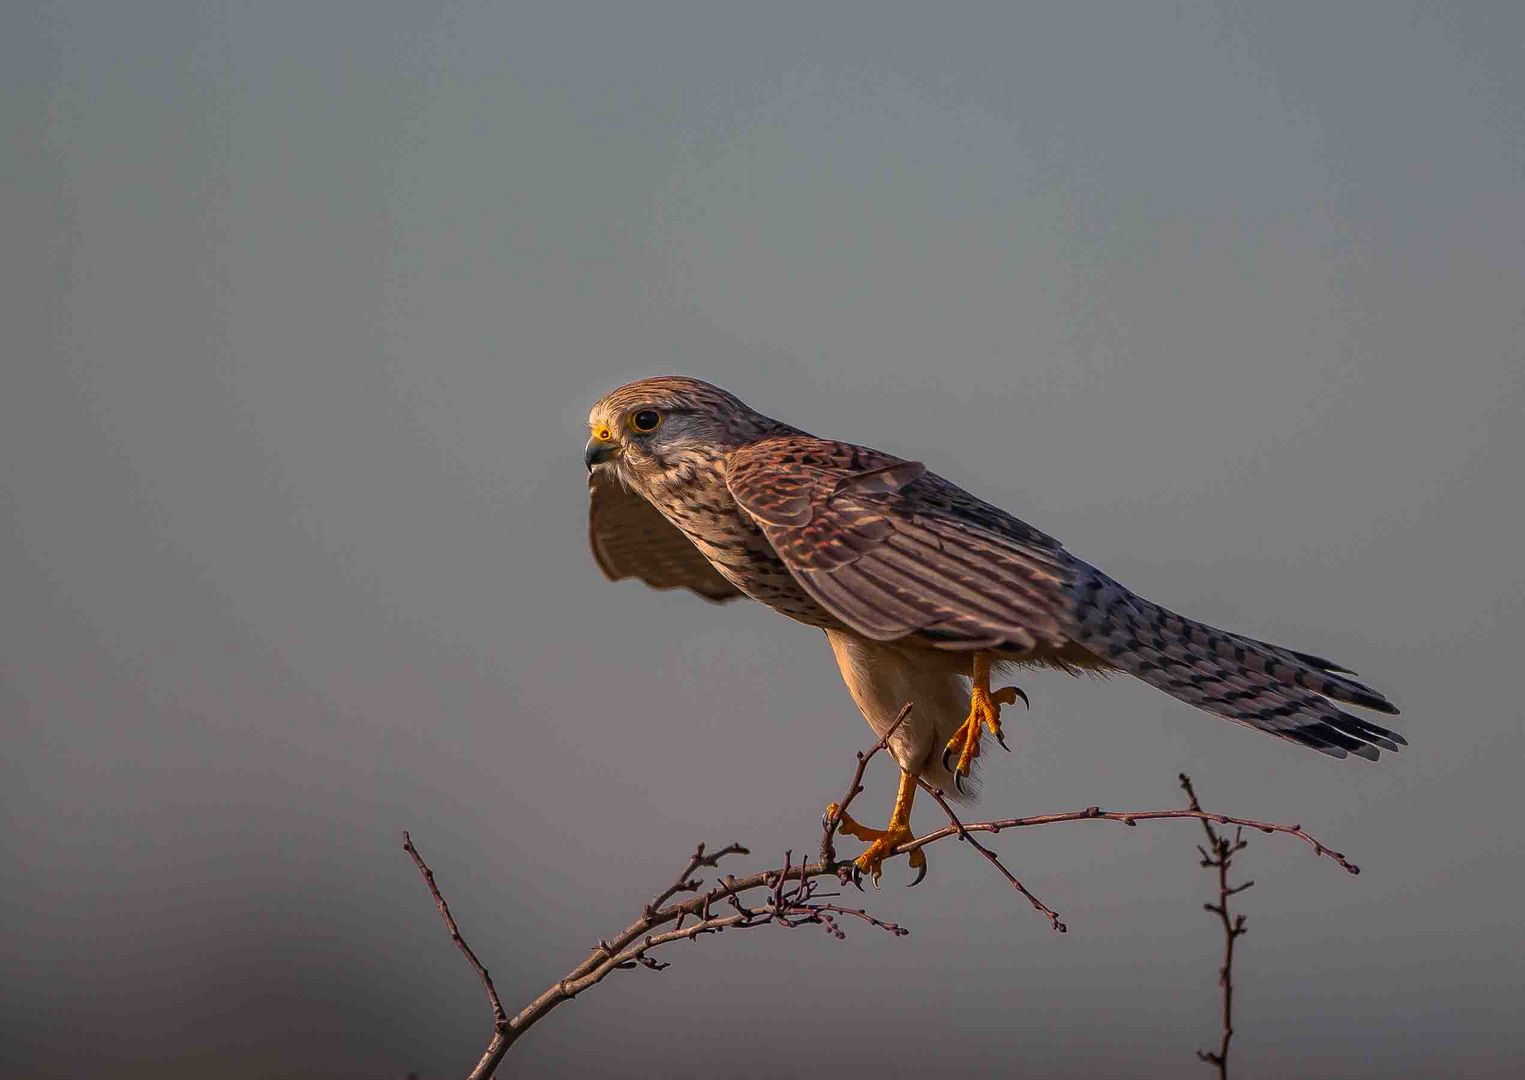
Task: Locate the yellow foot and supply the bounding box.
[824,801,926,887]
[824,769,927,886]
[942,654,1029,792]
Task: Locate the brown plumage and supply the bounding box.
[585,376,1404,830]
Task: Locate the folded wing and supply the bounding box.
[724,435,1078,651]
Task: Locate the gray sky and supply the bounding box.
[4,2,1523,1077]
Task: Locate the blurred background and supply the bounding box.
[4,2,1523,1077]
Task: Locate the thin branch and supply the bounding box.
[892,804,1358,875]
[406,726,1362,1077]
[403,832,507,1032]
[1182,774,1250,1079]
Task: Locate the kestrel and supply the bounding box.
[585,376,1403,883]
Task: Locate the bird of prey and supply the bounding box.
[585,376,1403,883]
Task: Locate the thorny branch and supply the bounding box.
[1182,773,1252,1079]
[405,705,1362,1078]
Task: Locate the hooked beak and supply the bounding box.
[584,436,619,472]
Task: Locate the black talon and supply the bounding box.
[953,770,966,794]
[908,859,928,887]
[996,729,1010,753]
[941,745,955,772]
[850,865,864,891]
[1011,686,1030,709]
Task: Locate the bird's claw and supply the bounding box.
[847,825,923,888]
[992,685,1025,756]
[944,680,1027,779]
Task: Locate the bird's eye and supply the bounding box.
[630,409,663,433]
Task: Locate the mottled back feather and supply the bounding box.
[725,435,1075,651]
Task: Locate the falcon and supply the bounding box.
[585,376,1403,883]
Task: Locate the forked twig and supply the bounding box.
[917,779,1068,932]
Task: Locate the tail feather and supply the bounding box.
[1072,572,1405,760]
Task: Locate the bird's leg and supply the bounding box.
[942,652,1028,787]
[825,768,925,886]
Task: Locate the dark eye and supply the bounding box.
[630,409,663,433]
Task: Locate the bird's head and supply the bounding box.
[585,376,781,496]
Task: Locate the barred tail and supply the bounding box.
[1072,572,1405,760]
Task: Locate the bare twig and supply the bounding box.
[403,832,507,1032]
[1182,774,1250,1079]
[406,725,1362,1077]
[820,702,914,867]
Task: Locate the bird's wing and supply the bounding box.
[588,470,744,602]
[725,434,1078,650]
